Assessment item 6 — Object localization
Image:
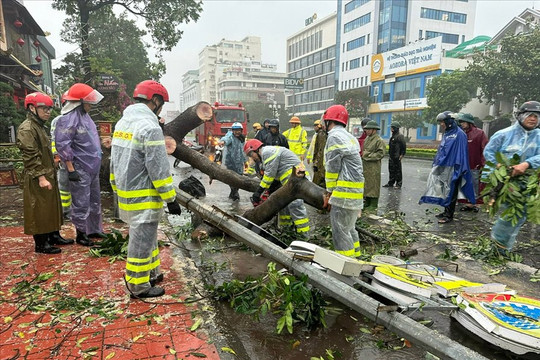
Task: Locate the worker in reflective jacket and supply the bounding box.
[323,105,364,258]
[283,116,308,160]
[244,139,310,235]
[110,80,182,299]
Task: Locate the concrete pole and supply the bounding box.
[175,189,488,360]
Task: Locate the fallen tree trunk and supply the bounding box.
[163,101,213,153]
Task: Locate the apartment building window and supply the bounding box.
[426,31,459,44]
[367,33,370,44]
[344,13,371,33]
[419,29,423,40]
[345,0,371,13]
[420,8,467,24]
[350,58,360,69]
[346,36,366,51]
[394,78,421,101]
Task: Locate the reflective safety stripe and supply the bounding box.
[280,215,292,219]
[261,174,275,188]
[332,190,364,199]
[326,172,338,179]
[117,188,160,198]
[146,140,166,146]
[158,188,176,201]
[294,218,309,225]
[126,258,161,272]
[296,225,310,233]
[113,131,133,140]
[279,169,292,183]
[118,201,163,211]
[125,274,150,285]
[326,143,347,152]
[152,176,173,189]
[326,181,337,189]
[336,248,356,257]
[264,148,281,164]
[336,180,364,189]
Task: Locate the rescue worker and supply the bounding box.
[311,119,327,187]
[383,122,407,189]
[263,119,289,148]
[306,119,320,165]
[322,105,364,258]
[244,139,310,235]
[456,113,487,212]
[50,91,72,219]
[283,116,308,160]
[110,80,182,299]
[218,122,245,201]
[250,122,262,139]
[483,101,540,253]
[361,121,385,211]
[419,111,475,224]
[55,83,105,246]
[16,93,65,254]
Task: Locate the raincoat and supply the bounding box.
[110,103,176,294]
[221,130,245,175]
[283,125,308,158]
[483,121,540,250]
[54,105,103,234]
[419,123,475,207]
[264,131,289,148]
[259,146,310,234]
[387,130,407,187]
[50,116,71,215]
[312,129,327,187]
[17,112,62,235]
[324,126,364,258]
[361,133,385,198]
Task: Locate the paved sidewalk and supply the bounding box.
[0,224,220,360]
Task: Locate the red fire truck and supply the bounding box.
[195,102,249,148]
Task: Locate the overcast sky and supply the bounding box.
[24,0,540,113]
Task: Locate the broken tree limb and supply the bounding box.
[163,101,213,150]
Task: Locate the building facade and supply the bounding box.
[336,0,477,92]
[285,12,337,119]
[180,70,200,112]
[198,36,261,104]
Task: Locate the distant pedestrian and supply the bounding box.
[219,122,246,201]
[54,83,106,246]
[263,119,289,148]
[111,80,181,299]
[483,101,540,253]
[255,119,270,142]
[361,120,385,211]
[358,118,370,156]
[250,122,262,139]
[310,119,327,187]
[323,105,364,258]
[283,116,308,160]
[457,113,488,212]
[17,93,66,254]
[419,111,475,224]
[383,121,406,189]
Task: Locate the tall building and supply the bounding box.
[337,0,477,92]
[285,12,337,119]
[181,70,200,112]
[198,36,261,104]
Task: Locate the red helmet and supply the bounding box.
[24,92,53,109]
[323,105,349,126]
[64,83,103,104]
[243,139,263,155]
[133,80,169,102]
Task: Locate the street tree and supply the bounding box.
[0,83,25,143]
[52,0,202,82]
[424,71,475,122]
[466,26,540,106]
[334,88,371,119]
[391,112,425,141]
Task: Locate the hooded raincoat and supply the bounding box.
[54,105,103,234]
[110,103,176,294]
[324,126,364,257]
[419,122,475,207]
[221,130,245,175]
[17,112,62,235]
[259,146,310,234]
[483,121,540,250]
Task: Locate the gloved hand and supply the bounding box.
[251,192,261,204]
[167,200,182,215]
[68,170,80,182]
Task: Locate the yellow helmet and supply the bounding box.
[289,116,301,124]
[253,122,262,130]
[313,120,321,126]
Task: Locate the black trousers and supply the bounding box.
[444,177,461,218]
[388,157,402,186]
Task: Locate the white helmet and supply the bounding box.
[232,122,243,130]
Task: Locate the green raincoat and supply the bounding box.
[361,134,385,198]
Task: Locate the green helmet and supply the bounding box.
[390,122,401,129]
[456,113,475,124]
[363,120,380,130]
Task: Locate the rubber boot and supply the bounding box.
[49,231,74,245]
[130,286,165,299]
[34,234,61,254]
[88,232,108,239]
[76,229,94,247]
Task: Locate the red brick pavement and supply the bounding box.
[0,225,220,360]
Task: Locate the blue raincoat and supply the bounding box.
[221,130,245,175]
[419,122,475,207]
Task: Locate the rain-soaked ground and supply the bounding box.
[167,152,539,360]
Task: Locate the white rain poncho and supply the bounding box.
[324,126,364,210]
[110,103,176,224]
